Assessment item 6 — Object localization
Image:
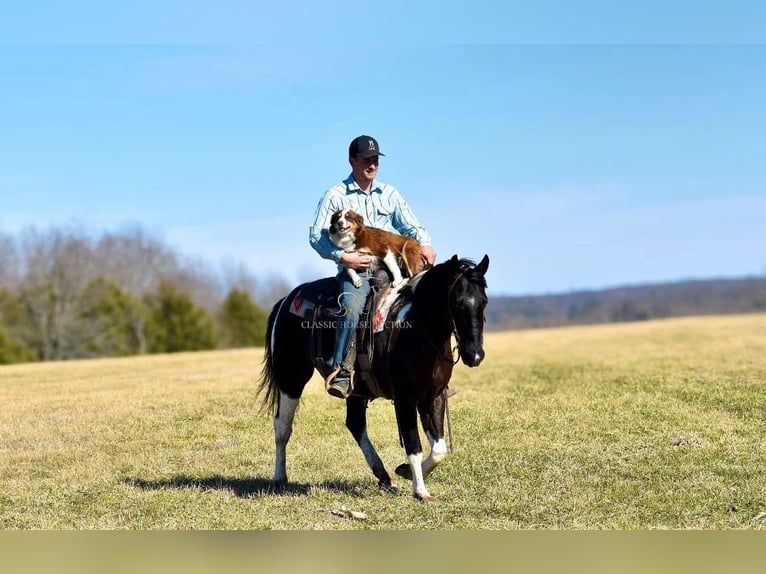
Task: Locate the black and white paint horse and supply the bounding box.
[258,254,489,501]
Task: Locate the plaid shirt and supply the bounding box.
[309,174,432,265]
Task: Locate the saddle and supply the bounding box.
[289,269,411,397]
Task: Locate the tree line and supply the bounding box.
[0,225,291,364]
[486,277,766,331]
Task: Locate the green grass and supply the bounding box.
[1,314,764,529]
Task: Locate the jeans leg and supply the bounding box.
[333,270,371,368]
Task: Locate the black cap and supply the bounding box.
[348,135,385,159]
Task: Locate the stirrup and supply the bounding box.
[325,367,353,399]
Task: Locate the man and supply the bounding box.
[309,135,437,398]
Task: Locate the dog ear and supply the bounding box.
[350,210,365,225]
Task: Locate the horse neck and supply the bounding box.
[410,272,455,345]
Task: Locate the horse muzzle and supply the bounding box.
[460,346,485,367]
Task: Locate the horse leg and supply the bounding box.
[393,396,434,502]
[395,393,447,480]
[273,390,300,486]
[345,396,397,491]
[418,393,447,479]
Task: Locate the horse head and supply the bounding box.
[447,254,489,367]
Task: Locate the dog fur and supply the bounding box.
[328,208,424,288]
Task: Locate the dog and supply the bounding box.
[328,208,424,288]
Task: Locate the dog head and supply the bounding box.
[329,209,365,248]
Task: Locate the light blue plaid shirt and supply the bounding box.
[310,174,432,265]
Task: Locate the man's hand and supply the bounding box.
[421,245,437,267]
[340,251,373,270]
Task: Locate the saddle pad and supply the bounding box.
[373,281,410,333]
[288,277,339,319]
[289,291,317,319]
[288,275,411,332]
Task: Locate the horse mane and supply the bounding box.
[404,257,486,296]
[398,256,487,318]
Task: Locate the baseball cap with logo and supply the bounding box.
[348,135,386,159]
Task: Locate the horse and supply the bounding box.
[257,254,489,501]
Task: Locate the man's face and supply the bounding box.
[350,155,379,182]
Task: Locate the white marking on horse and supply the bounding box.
[273,391,299,483]
[407,452,431,500]
[422,435,447,479]
[358,430,381,469]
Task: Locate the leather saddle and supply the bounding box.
[289,269,400,397]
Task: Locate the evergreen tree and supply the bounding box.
[76,277,148,357]
[218,288,267,348]
[0,288,36,361]
[0,322,34,364]
[145,281,218,353]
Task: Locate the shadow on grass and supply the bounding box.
[123,475,372,498]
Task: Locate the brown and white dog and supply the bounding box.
[328,208,424,288]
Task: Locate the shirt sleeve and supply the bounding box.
[309,191,346,263]
[390,188,432,246]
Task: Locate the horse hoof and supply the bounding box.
[379,480,399,494]
[414,493,440,504]
[395,463,413,480]
[271,479,287,492]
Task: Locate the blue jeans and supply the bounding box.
[332,269,372,369]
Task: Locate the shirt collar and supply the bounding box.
[344,173,382,194]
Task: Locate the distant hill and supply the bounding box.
[486,277,766,331]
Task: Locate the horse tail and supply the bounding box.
[257,295,287,416]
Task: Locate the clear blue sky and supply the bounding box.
[1,3,764,295]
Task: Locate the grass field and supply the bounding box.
[1,313,764,529]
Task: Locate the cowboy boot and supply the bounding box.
[326,339,356,399]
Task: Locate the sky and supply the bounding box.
[1,3,765,296]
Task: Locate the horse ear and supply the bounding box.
[450,254,459,264]
[476,254,489,275]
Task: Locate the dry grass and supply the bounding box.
[1,314,764,529]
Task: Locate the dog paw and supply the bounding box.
[353,278,363,288]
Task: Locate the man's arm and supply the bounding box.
[390,189,437,265]
[309,193,346,264]
[390,189,432,246]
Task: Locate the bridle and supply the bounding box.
[426,266,472,366]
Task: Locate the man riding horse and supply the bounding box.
[260,134,489,501]
[309,135,437,399]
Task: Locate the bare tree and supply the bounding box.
[0,232,20,289]
[252,273,291,310]
[94,225,179,296]
[19,226,98,360]
[3,222,294,360]
[221,259,259,300]
[166,255,223,313]
[95,225,223,319]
